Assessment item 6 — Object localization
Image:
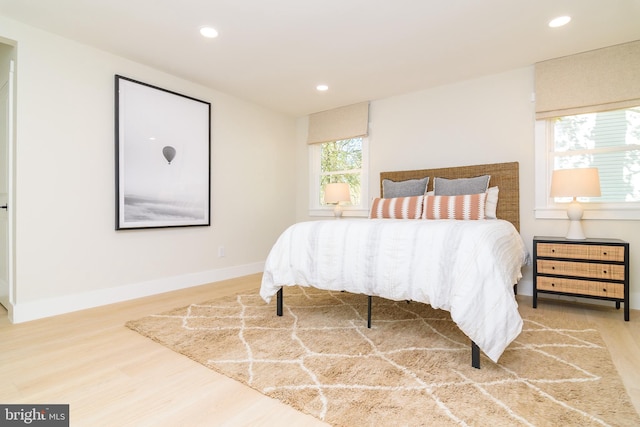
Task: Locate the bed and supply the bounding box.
[260,161,528,368]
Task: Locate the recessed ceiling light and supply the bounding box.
[199,26,219,38]
[548,16,571,28]
[316,84,329,91]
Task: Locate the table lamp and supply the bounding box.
[550,168,601,240]
[324,183,351,218]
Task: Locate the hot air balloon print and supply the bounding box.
[162,146,176,164]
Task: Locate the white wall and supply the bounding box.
[0,16,297,322]
[296,66,640,310]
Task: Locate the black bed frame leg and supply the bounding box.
[367,296,372,328]
[471,341,480,369]
[276,288,283,316]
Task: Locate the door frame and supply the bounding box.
[0,57,15,318]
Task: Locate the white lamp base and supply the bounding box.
[565,199,586,240]
[333,204,343,218]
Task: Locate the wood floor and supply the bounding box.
[1,273,638,426]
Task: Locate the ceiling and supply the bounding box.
[1,0,639,117]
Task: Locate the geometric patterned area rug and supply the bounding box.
[126,286,640,427]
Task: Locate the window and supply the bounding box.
[309,137,369,216]
[535,106,640,219]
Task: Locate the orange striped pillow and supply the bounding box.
[369,196,424,219]
[422,193,487,220]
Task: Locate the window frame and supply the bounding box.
[534,118,640,220]
[308,137,369,217]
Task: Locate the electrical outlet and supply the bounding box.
[218,246,225,257]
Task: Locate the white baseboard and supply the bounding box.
[9,262,264,324]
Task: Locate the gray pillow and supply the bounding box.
[433,175,490,196]
[382,177,429,198]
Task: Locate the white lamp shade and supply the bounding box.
[550,168,601,198]
[324,183,351,204]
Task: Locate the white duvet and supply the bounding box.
[260,219,529,363]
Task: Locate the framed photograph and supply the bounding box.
[115,75,211,229]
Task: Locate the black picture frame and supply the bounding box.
[115,75,211,230]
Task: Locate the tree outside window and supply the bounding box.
[319,138,363,206]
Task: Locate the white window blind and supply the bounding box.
[535,40,640,120]
[307,102,369,144]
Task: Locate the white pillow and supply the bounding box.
[485,186,499,219]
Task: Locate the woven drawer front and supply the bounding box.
[536,243,624,262]
[537,276,624,299]
[537,260,625,280]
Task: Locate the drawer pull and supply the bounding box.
[551,249,555,253]
[603,288,607,292]
[551,266,555,270]
[603,270,607,274]
[603,252,608,255]
[551,283,555,287]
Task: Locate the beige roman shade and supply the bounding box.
[535,40,640,119]
[307,101,369,144]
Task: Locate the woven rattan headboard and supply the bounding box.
[380,161,520,231]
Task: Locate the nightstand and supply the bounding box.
[533,236,630,321]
